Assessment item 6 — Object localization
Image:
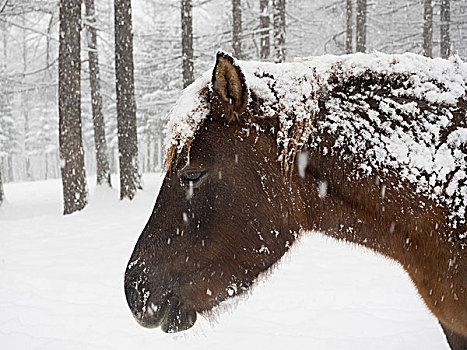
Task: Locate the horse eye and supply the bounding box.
[179,170,206,185]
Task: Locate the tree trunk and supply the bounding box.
[232,0,242,59]
[423,0,433,58]
[22,16,32,181]
[273,0,285,63]
[7,155,13,182]
[45,153,49,180]
[1,21,5,61]
[109,147,115,173]
[157,135,163,170]
[58,0,88,215]
[85,0,111,187]
[146,134,151,173]
[0,164,4,206]
[259,0,270,60]
[46,13,54,69]
[356,0,367,53]
[440,0,450,59]
[181,0,194,88]
[2,23,12,184]
[115,0,140,200]
[346,0,353,54]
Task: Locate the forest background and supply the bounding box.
[0,0,466,210]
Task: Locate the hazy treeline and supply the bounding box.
[0,0,465,188]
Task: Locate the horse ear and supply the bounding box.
[211,51,248,121]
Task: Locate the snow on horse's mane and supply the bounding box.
[164,51,467,238]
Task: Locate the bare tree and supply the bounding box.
[273,0,285,63]
[440,0,450,59]
[0,166,4,206]
[1,21,13,184]
[232,0,242,59]
[356,0,367,52]
[0,0,7,14]
[346,0,352,54]
[259,0,270,60]
[58,0,88,214]
[84,0,111,186]
[22,16,32,180]
[423,0,433,58]
[115,0,140,200]
[181,0,194,88]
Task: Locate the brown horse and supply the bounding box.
[125,52,466,349]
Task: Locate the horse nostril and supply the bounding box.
[169,294,181,307]
[125,284,139,310]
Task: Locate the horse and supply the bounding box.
[124,51,467,349]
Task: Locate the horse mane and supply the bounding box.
[314,57,466,245]
[163,52,467,242]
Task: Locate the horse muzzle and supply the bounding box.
[125,282,197,333]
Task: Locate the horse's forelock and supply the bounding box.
[163,86,212,172]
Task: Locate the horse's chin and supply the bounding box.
[160,305,197,333]
[134,304,197,333]
[129,293,197,333]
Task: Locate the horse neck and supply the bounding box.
[294,151,464,303]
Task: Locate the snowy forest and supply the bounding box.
[0,0,466,212]
[1,1,467,348]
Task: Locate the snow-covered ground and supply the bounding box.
[0,174,449,349]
